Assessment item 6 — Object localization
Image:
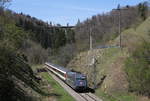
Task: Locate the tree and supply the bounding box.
[125,41,150,96]
[138,2,149,20]
[0,42,44,101]
[0,0,11,8]
[75,4,141,51]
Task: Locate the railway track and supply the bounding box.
[46,68,102,101]
[80,92,102,101]
[80,93,97,101]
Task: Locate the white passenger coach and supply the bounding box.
[45,62,69,80]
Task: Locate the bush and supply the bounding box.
[0,42,42,101]
[125,41,150,96]
[57,44,76,66]
[22,40,49,64]
[48,44,76,66]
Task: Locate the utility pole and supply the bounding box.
[118,5,121,48]
[116,4,122,48]
[113,4,121,48]
[90,28,93,50]
[93,58,97,89]
[89,27,97,89]
[113,4,128,49]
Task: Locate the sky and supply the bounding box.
[9,0,146,26]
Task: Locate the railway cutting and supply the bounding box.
[44,62,102,101]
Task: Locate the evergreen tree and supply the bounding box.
[138,2,149,20]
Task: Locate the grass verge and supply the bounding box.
[31,65,75,101]
[41,72,75,101]
[96,89,137,101]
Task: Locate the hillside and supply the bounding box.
[67,17,150,101]
[0,7,76,66]
[0,6,75,101]
[74,2,149,51]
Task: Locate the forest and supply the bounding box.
[0,0,75,100]
[75,2,150,51]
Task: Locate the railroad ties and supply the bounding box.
[45,65,103,101]
[79,93,102,101]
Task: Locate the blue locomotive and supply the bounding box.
[66,71,87,90]
[45,62,87,90]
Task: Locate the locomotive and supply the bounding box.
[45,62,87,90]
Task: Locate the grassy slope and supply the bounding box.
[42,73,75,101]
[67,17,150,101]
[32,65,75,101]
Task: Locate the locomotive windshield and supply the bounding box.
[76,78,85,80]
[76,76,86,80]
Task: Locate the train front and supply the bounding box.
[75,73,87,90]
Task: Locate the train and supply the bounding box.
[45,62,87,90]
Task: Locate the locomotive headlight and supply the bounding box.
[80,82,83,85]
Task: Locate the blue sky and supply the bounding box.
[9,0,146,25]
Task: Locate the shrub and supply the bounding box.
[22,40,48,64]
[125,41,150,96]
[0,42,42,101]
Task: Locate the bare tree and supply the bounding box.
[75,5,142,51]
[0,0,11,8]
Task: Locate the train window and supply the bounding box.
[67,74,75,81]
[76,77,85,80]
[58,71,64,76]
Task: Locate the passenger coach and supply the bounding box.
[45,62,87,90]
